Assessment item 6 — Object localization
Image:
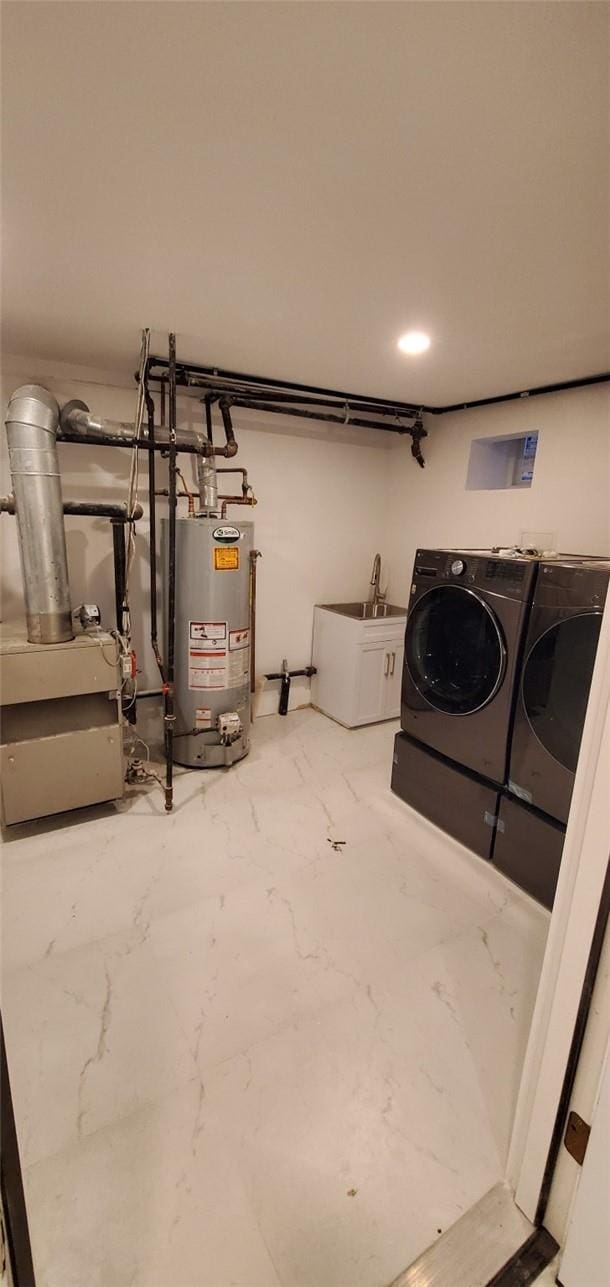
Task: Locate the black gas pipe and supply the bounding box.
[164,333,178,812]
[111,520,127,635]
[145,391,165,683]
[0,496,143,521]
[146,354,609,417]
[265,664,317,716]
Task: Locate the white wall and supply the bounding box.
[1,358,394,715]
[3,363,608,725]
[385,384,610,604]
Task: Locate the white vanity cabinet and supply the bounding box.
[311,605,407,727]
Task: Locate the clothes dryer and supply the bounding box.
[507,558,609,824]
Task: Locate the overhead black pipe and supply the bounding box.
[0,495,143,521]
[146,355,421,417]
[164,333,178,813]
[57,429,205,456]
[192,380,420,417]
[66,501,143,520]
[227,395,421,436]
[146,355,609,418]
[432,372,610,415]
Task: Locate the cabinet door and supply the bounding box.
[384,642,404,718]
[354,642,389,724]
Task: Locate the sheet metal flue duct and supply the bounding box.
[4,385,74,644]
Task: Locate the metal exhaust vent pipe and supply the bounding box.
[5,385,73,643]
[197,456,218,514]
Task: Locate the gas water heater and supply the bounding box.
[163,514,254,768]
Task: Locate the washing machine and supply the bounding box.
[401,548,538,784]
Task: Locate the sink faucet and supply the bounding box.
[369,553,386,607]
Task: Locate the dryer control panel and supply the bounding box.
[535,559,610,609]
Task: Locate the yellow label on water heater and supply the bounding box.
[214,546,239,571]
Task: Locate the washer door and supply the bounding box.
[522,612,602,772]
[406,585,506,715]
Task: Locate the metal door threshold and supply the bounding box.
[388,1182,558,1287]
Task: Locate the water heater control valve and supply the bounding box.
[217,711,243,745]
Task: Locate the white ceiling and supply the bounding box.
[2,1,608,404]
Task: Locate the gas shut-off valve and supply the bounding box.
[217,712,243,746]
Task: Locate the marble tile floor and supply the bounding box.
[1,709,550,1287]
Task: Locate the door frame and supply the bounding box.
[507,593,610,1233]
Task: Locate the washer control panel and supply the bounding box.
[412,549,536,601]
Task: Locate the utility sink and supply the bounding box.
[322,601,407,620]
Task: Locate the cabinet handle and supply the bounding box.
[384,653,389,676]
[390,651,396,675]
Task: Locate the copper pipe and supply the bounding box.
[176,467,195,515]
[220,495,257,519]
[216,466,251,498]
[155,488,257,518]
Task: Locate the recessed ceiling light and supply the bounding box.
[397,330,431,355]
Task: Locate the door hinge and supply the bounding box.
[564,1110,590,1165]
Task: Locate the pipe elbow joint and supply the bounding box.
[7,385,60,436]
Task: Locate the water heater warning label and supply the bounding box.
[228,627,250,687]
[188,621,228,690]
[214,547,239,571]
[229,628,249,651]
[189,621,226,649]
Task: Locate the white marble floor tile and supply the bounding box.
[402,896,549,1163]
[1,708,550,1287]
[24,1079,283,1287]
[3,928,195,1167]
[146,876,360,1072]
[204,984,503,1287]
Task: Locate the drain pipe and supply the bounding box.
[218,398,239,457]
[4,385,74,644]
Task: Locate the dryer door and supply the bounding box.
[405,585,506,715]
[521,611,602,774]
